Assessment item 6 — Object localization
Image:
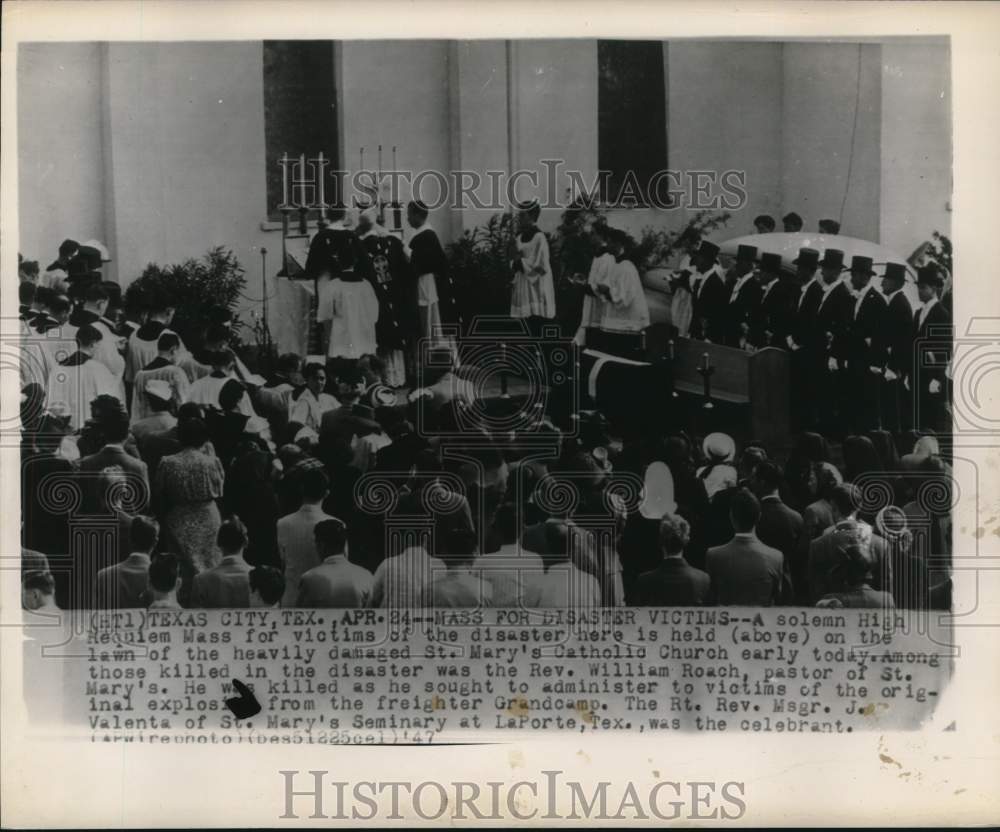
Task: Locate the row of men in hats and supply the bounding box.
[752,213,841,236]
[682,240,951,435]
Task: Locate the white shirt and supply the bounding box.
[372,546,447,608]
[477,543,546,607]
[534,562,602,609]
[277,503,338,608]
[187,373,257,418]
[289,388,339,431]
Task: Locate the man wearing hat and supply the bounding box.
[787,247,823,427]
[818,218,841,235]
[724,244,761,347]
[782,212,804,233]
[747,252,797,349]
[815,248,853,433]
[39,239,79,292]
[65,244,105,299]
[913,264,951,433]
[689,240,727,342]
[843,255,888,432]
[880,262,915,433]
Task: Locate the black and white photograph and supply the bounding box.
[3,1,999,826]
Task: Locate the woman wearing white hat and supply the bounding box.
[697,432,738,498]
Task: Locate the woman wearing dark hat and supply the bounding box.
[510,199,556,335]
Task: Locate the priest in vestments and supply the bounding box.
[45,324,123,430]
[357,206,415,386]
[405,200,461,354]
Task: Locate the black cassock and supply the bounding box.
[360,233,418,352]
[408,226,462,330]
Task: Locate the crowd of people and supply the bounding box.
[18,209,953,613]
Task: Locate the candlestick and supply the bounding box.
[701,351,709,371]
[316,151,326,211]
[280,152,290,208]
[298,153,307,211]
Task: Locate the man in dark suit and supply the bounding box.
[747,252,796,348]
[689,241,728,342]
[706,488,784,606]
[633,514,711,606]
[751,461,805,603]
[880,262,914,433]
[843,255,888,433]
[912,265,951,434]
[807,483,892,604]
[77,411,150,513]
[816,248,854,435]
[786,247,823,428]
[93,515,158,609]
[190,518,254,608]
[723,244,760,347]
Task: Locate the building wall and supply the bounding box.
[880,38,952,258]
[781,42,883,241]
[17,43,107,270]
[16,39,951,351]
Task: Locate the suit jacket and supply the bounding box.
[78,444,150,513]
[521,519,598,578]
[633,557,712,606]
[690,269,728,342]
[817,281,854,361]
[844,286,888,372]
[94,552,151,609]
[884,290,914,376]
[706,533,784,606]
[190,555,253,608]
[913,299,952,386]
[807,519,891,604]
[277,504,338,608]
[756,495,805,601]
[724,273,762,346]
[748,279,798,348]
[790,278,824,350]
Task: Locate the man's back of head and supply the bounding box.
[130,515,159,555]
[300,467,330,504]
[217,517,248,557]
[829,483,860,522]
[729,487,761,535]
[314,518,348,560]
[149,553,180,595]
